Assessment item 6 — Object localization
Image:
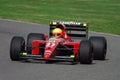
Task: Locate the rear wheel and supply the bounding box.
[89,36,107,60]
[27,33,45,54]
[79,40,93,64]
[10,36,25,61]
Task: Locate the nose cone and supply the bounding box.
[44,53,50,60]
[44,38,59,60]
[44,50,52,60]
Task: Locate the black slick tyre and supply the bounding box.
[89,36,107,60]
[27,33,45,54]
[79,40,93,64]
[10,36,25,61]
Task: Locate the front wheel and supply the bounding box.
[10,36,25,61]
[79,40,93,64]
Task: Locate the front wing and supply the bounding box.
[20,54,76,62]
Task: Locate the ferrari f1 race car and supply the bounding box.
[10,21,107,64]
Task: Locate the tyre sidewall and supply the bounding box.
[79,40,93,64]
[10,36,25,60]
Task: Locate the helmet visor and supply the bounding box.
[53,34,61,37]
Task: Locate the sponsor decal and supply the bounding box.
[20,52,27,56]
[50,22,57,25]
[70,55,75,58]
[83,23,87,26]
[53,22,57,25]
[59,21,82,25]
[45,50,51,53]
[50,21,87,27]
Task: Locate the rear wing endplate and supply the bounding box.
[50,21,88,39]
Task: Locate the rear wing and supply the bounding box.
[49,21,88,39]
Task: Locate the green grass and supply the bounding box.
[0,0,120,35]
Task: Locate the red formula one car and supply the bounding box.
[10,21,107,64]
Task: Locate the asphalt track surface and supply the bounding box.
[0,19,120,80]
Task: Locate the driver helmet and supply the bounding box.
[52,28,62,38]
